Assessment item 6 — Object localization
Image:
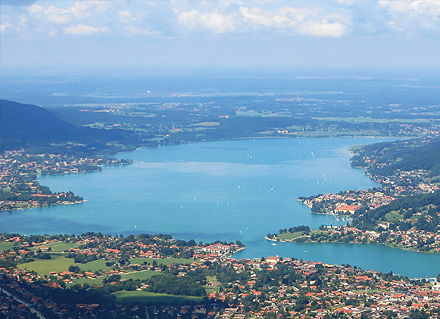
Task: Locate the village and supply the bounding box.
[291,136,440,253]
[1,232,440,318]
[297,168,439,218]
[0,149,131,211]
[269,224,440,253]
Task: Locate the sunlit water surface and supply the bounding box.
[1,137,438,278]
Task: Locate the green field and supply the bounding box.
[0,241,15,252]
[113,291,203,303]
[33,242,80,253]
[18,256,116,275]
[277,231,305,240]
[206,276,218,283]
[80,259,117,273]
[19,255,75,275]
[385,212,403,223]
[205,275,220,294]
[277,230,327,241]
[120,270,156,280]
[16,256,198,278]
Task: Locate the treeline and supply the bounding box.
[145,271,206,296]
[279,225,311,234]
[0,189,83,204]
[351,137,440,177]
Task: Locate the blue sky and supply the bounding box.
[1,0,440,73]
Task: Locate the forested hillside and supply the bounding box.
[0,100,141,154]
[352,137,440,178]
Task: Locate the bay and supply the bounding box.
[1,137,438,278]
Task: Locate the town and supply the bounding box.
[1,100,440,317]
[0,149,131,211]
[2,232,440,319]
[292,137,440,252]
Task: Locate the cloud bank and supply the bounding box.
[1,0,438,38]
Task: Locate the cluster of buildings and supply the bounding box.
[298,135,439,219]
[299,173,438,218]
[0,149,129,211]
[394,123,440,137]
[298,190,396,216]
[3,232,440,318]
[275,225,440,253]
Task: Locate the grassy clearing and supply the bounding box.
[278,232,306,240]
[0,241,15,252]
[120,271,156,281]
[277,230,327,241]
[205,276,220,294]
[31,242,80,253]
[206,276,218,283]
[78,257,195,273]
[80,259,117,273]
[49,242,80,252]
[113,291,203,303]
[205,287,219,294]
[20,257,117,275]
[19,255,74,275]
[385,212,403,223]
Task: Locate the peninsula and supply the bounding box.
[274,137,440,252]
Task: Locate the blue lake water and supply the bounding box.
[1,137,439,278]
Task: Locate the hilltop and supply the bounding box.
[0,99,140,154]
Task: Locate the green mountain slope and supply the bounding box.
[0,99,140,153]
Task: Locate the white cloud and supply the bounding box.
[379,0,440,15]
[200,11,236,33]
[118,10,140,24]
[27,4,42,15]
[298,19,347,37]
[238,5,350,37]
[6,0,439,41]
[178,10,236,33]
[63,23,109,35]
[25,1,108,26]
[68,0,107,19]
[378,0,440,34]
[118,10,131,18]
[273,7,310,28]
[219,0,244,9]
[178,10,201,29]
[0,22,12,33]
[239,7,275,27]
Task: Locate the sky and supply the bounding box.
[1,0,440,74]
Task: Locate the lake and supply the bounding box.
[1,137,438,278]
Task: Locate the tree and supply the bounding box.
[69,265,81,273]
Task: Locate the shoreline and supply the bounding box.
[266,235,438,254]
[0,199,87,213]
